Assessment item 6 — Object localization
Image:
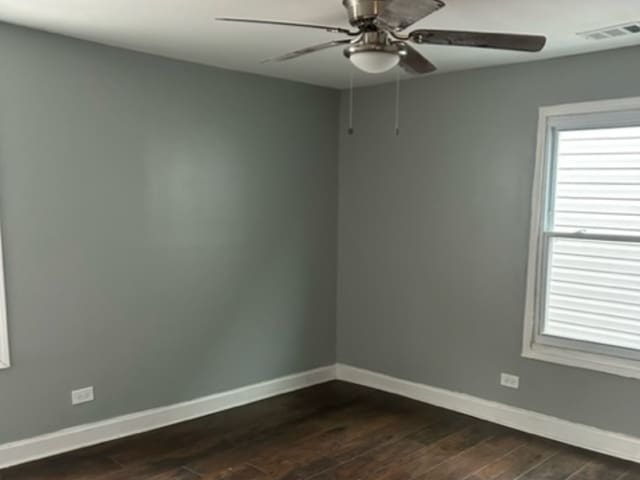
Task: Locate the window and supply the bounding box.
[523,97,640,378]
[0,221,8,369]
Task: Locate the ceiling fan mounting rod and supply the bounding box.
[342,0,389,27]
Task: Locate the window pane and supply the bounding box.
[545,237,640,351]
[552,126,640,236]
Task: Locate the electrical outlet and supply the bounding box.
[500,373,520,390]
[71,386,94,405]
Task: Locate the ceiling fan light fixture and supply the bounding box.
[218,0,547,77]
[349,50,400,73]
[344,37,400,74]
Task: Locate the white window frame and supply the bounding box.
[0,219,9,369]
[523,96,640,379]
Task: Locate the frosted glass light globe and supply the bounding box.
[349,50,399,74]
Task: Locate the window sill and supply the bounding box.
[522,342,640,380]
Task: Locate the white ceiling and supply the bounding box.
[0,0,639,89]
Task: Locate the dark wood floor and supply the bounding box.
[2,381,638,480]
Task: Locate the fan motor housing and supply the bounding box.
[343,31,398,58]
[342,0,389,27]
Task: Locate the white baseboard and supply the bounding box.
[0,365,336,469]
[336,364,640,463]
[3,363,638,469]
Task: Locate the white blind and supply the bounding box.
[544,126,640,351]
[553,126,640,236]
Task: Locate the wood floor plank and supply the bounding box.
[96,467,200,480]
[231,406,433,479]
[186,403,388,476]
[567,455,637,480]
[1,382,633,480]
[464,437,561,480]
[419,429,528,480]
[199,464,272,480]
[188,392,443,479]
[314,414,472,480]
[371,422,504,480]
[620,466,640,480]
[514,448,592,480]
[0,455,122,480]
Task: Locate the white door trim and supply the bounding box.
[0,217,10,370]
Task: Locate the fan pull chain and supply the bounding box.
[348,71,355,135]
[394,70,401,136]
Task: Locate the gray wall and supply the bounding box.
[0,22,339,444]
[337,46,640,437]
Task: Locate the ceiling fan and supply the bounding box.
[217,0,547,75]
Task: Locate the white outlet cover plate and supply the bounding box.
[71,386,95,405]
[500,373,520,390]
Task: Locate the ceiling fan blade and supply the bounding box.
[264,39,352,63]
[397,42,437,74]
[216,17,356,35]
[376,0,445,32]
[409,30,547,52]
